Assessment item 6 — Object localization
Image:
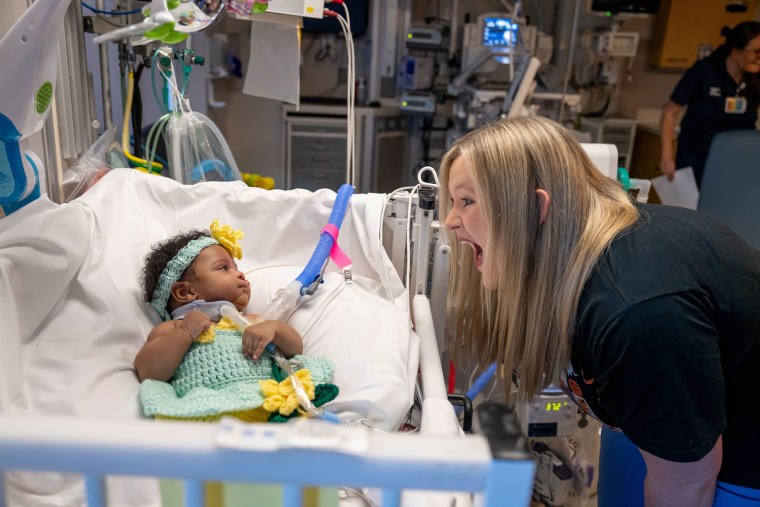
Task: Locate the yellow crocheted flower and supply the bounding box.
[259,369,315,416]
[194,317,237,344]
[210,219,244,260]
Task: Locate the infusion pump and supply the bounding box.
[516,387,578,437]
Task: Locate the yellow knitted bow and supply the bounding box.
[210,219,244,260]
[259,369,315,416]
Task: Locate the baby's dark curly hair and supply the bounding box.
[140,229,211,305]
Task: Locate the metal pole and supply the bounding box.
[96,0,113,129]
[559,0,582,123]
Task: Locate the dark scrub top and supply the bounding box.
[670,50,758,185]
[561,203,760,489]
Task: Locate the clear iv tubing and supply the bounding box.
[219,306,340,424]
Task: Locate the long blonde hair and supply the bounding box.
[439,116,639,399]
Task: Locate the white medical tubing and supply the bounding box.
[219,304,255,329]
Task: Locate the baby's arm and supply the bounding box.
[241,315,303,361]
[134,311,212,382]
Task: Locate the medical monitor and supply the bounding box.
[590,0,660,15]
[482,17,518,47]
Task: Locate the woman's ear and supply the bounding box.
[171,281,197,305]
[535,189,551,224]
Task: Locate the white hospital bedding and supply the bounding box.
[0,169,420,506]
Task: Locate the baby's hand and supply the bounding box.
[181,310,212,340]
[242,320,277,360]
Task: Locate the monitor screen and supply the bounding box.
[590,0,660,14]
[482,17,518,47]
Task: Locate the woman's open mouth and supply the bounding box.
[460,239,484,269]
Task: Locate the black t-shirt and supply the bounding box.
[671,50,758,157]
[560,203,760,489]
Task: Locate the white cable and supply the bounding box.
[378,185,418,302]
[376,164,440,305]
[336,14,356,187]
[336,15,352,185]
[340,4,355,186]
[404,185,419,292]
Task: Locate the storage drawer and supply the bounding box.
[290,169,347,192]
[290,135,347,155]
[291,151,345,171]
[602,133,633,150]
[290,121,346,134]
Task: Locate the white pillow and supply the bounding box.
[246,266,419,431]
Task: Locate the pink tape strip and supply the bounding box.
[321,224,352,269]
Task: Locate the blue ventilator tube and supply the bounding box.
[295,183,354,295]
[467,363,498,401]
[456,363,498,414]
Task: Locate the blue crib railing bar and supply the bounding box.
[0,413,534,504]
[381,489,401,507]
[282,484,302,507]
[85,475,105,507]
[183,480,204,507]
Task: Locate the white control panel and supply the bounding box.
[592,31,639,57]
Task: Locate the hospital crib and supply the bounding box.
[0,169,536,507]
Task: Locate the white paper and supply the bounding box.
[651,166,700,210]
[243,19,300,105]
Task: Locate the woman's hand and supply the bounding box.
[659,155,676,181]
[660,100,683,182]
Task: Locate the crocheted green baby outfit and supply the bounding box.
[139,325,336,420]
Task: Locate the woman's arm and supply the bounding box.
[241,315,303,360]
[640,436,722,507]
[134,311,211,382]
[660,100,684,181]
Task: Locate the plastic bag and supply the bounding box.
[62,125,129,202]
[164,110,242,184]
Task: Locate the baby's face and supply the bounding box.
[188,245,251,310]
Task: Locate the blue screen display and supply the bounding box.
[482,17,518,47]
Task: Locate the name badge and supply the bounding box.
[725,96,747,114]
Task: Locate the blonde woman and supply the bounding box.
[440,116,760,506]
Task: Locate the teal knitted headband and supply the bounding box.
[150,236,218,321]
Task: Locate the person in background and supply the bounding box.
[441,116,760,506]
[660,21,760,187]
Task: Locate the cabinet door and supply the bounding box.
[651,0,758,69]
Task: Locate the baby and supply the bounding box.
[135,220,337,423]
[134,220,302,383]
